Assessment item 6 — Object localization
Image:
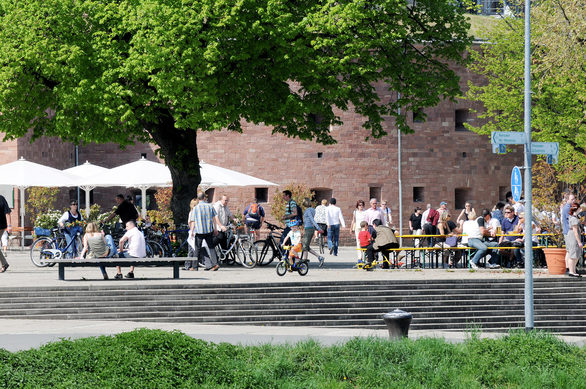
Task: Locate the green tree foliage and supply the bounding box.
[25,187,59,223]
[0,0,472,224]
[271,183,314,226]
[466,0,586,183]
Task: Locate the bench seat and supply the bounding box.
[50,257,187,280]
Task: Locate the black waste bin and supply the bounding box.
[382,309,412,339]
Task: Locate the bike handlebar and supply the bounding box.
[264,221,283,231]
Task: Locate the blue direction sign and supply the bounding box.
[511,166,522,202]
[491,131,525,145]
[531,142,559,164]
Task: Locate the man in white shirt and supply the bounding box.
[213,195,234,250]
[326,198,346,256]
[364,198,385,226]
[463,210,500,269]
[116,220,147,279]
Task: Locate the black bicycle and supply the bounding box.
[254,221,286,266]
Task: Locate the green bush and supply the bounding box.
[0,329,584,388]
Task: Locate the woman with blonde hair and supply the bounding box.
[184,198,199,270]
[77,222,116,279]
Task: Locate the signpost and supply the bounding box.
[511,166,522,202]
[491,133,559,165]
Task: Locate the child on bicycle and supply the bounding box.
[283,219,302,265]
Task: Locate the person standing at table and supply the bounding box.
[0,194,11,273]
[58,200,83,258]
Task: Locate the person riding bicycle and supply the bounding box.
[243,198,265,240]
[282,219,302,266]
[58,200,83,258]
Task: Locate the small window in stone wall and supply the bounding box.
[413,187,424,203]
[369,186,382,202]
[455,109,470,131]
[312,188,333,204]
[499,186,509,202]
[413,108,425,123]
[454,188,471,209]
[255,188,268,203]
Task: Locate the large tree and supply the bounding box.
[0,0,472,224]
[466,0,586,183]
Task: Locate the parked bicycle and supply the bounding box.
[215,224,257,268]
[254,221,286,266]
[30,227,82,267]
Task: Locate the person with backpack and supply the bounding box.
[280,190,302,244]
[243,199,265,240]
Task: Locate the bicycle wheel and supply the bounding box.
[30,237,56,267]
[254,240,277,266]
[237,240,257,269]
[276,261,287,276]
[146,241,165,258]
[297,261,309,276]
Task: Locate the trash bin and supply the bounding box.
[382,309,413,339]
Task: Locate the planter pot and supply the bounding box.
[543,247,567,275]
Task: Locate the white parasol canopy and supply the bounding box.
[79,157,278,219]
[63,161,109,218]
[0,157,77,246]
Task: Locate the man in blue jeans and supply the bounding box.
[463,209,500,269]
[326,198,345,256]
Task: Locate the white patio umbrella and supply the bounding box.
[79,157,278,219]
[200,161,278,188]
[0,157,77,247]
[63,161,109,218]
[78,157,174,219]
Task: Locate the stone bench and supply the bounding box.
[51,257,187,280]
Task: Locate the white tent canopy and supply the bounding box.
[78,157,278,219]
[0,157,77,246]
[63,161,109,218]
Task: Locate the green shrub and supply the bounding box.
[0,329,584,388]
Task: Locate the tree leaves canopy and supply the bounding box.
[466,0,586,183]
[0,0,472,146]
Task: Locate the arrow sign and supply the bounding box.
[511,166,522,202]
[491,131,525,145]
[531,142,559,156]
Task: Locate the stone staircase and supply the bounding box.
[0,279,584,335]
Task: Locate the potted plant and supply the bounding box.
[34,210,62,237]
[532,162,584,275]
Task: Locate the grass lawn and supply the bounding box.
[0,329,584,388]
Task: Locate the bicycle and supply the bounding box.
[276,245,309,276]
[152,223,190,257]
[215,224,257,268]
[254,221,286,266]
[30,227,82,267]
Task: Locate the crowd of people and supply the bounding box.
[0,188,584,278]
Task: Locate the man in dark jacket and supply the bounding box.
[0,194,12,272]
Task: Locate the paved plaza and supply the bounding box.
[0,246,582,352]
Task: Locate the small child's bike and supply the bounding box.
[276,245,309,276]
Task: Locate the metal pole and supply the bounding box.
[75,145,80,206]
[397,92,403,245]
[523,0,534,331]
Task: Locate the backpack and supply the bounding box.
[248,203,260,219]
[296,204,304,223]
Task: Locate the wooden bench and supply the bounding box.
[51,258,187,280]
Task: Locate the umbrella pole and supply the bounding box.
[85,188,91,219]
[140,186,148,220]
[19,187,25,249]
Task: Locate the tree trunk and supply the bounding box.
[144,111,200,227]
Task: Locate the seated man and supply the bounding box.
[115,220,146,279]
[370,219,399,269]
[462,210,500,269]
[499,205,522,267]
